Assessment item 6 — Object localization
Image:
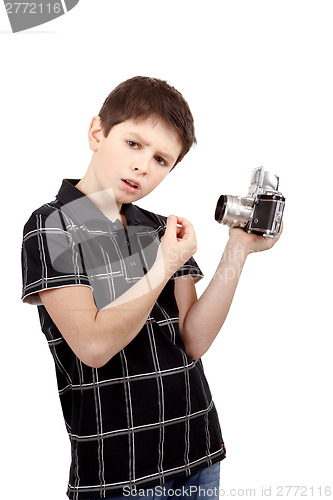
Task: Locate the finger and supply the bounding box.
[273,221,284,243]
[176,225,183,237]
[174,217,195,239]
[174,216,192,228]
[164,215,178,238]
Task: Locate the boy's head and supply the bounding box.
[98,76,196,168]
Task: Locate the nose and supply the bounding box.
[132,155,149,175]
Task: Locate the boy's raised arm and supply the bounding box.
[39,215,197,368]
[39,265,169,369]
[175,223,283,360]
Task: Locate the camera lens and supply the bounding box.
[215,194,253,227]
[215,195,228,223]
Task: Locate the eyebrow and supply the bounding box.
[128,132,175,164]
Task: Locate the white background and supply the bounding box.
[1,1,332,498]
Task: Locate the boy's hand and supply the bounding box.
[228,221,283,255]
[158,215,197,277]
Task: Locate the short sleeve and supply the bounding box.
[171,255,204,283]
[21,208,92,305]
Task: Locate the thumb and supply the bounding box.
[164,215,177,237]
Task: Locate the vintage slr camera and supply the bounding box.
[215,166,285,238]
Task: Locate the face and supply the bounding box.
[88,116,183,209]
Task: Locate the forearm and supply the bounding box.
[181,240,248,359]
[91,255,170,367]
[39,215,202,368]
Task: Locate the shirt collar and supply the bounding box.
[55,179,160,230]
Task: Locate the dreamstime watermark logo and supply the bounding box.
[3,0,80,33]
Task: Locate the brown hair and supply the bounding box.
[98,76,196,167]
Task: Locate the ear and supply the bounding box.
[88,116,103,152]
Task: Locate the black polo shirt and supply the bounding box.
[21,179,226,499]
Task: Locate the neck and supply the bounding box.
[75,172,123,222]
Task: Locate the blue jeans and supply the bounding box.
[90,461,221,499]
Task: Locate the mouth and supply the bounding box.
[121,178,141,193]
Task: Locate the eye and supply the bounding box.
[127,140,140,149]
[155,156,167,166]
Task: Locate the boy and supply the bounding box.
[21,76,282,499]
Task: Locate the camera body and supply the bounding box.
[215,167,285,238]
